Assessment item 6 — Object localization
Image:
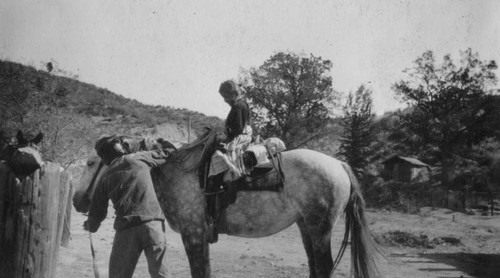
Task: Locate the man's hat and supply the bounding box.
[95,135,126,161]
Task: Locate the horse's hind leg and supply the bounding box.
[181,230,210,278]
[298,213,334,278]
[297,218,317,278]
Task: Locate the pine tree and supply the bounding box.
[338,85,374,176]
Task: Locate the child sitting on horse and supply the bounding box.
[213,80,253,178]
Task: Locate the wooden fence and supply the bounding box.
[0,161,72,278]
[398,186,499,214]
[446,190,499,214]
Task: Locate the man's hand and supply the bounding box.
[83,220,91,231]
[83,219,99,233]
[113,143,126,155]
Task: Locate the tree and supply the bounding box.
[392,49,498,187]
[242,52,338,149]
[338,85,375,175]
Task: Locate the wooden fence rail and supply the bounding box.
[0,161,72,278]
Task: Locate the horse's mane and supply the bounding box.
[173,128,217,172]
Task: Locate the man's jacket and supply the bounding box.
[87,150,169,232]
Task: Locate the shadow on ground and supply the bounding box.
[419,253,500,278]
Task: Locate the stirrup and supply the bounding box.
[207,221,218,244]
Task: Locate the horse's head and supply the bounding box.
[0,130,44,177]
[72,153,107,213]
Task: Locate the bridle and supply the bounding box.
[82,159,104,278]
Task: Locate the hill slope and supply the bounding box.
[0,60,224,165]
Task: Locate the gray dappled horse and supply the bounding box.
[72,131,378,278]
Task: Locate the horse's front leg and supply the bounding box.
[181,224,210,278]
[161,169,212,277]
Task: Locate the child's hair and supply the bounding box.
[219,80,240,98]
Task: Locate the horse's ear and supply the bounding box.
[32,132,44,145]
[16,130,26,145]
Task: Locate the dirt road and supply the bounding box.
[56,207,500,278]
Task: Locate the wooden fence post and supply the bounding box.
[431,190,434,208]
[61,178,73,247]
[462,189,466,212]
[491,194,494,216]
[52,170,71,274]
[0,162,71,278]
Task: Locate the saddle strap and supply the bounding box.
[267,150,285,191]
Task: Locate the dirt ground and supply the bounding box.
[56,206,500,278]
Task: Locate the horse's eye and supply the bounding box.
[87,161,95,167]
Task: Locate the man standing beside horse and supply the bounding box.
[83,135,171,278]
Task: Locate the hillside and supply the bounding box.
[0,60,224,165]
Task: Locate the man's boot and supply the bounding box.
[207,218,218,244]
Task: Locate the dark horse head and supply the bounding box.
[0,130,44,177]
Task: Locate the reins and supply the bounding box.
[84,160,104,278]
[266,148,285,191]
[89,232,100,278]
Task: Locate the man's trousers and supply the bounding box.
[109,220,168,278]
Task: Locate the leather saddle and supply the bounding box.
[201,140,285,243]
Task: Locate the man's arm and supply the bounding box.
[132,150,170,168]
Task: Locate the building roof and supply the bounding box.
[382,155,430,168]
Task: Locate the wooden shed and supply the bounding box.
[382,155,431,182]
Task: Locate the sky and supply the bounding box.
[1,0,499,119]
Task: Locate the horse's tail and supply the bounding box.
[333,162,379,278]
